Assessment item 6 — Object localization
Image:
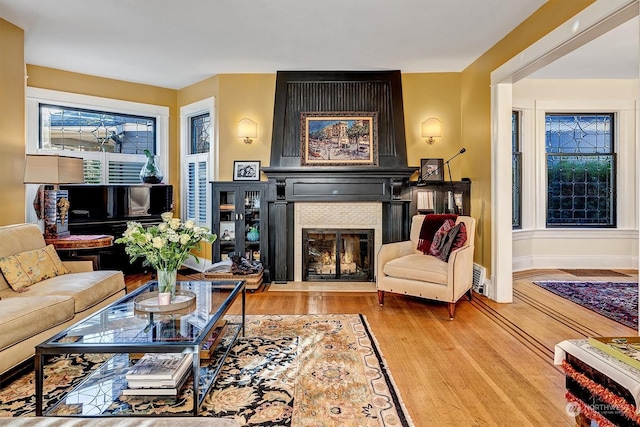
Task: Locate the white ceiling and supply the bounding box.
[0,0,636,89]
[0,0,550,89]
[528,15,639,79]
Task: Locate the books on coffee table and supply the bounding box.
[123,352,193,396]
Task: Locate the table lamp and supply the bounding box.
[23,154,84,239]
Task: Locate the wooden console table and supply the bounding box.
[45,234,114,270]
[555,339,640,426]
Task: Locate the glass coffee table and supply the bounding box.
[35,279,245,417]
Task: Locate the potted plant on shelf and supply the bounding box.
[116,213,216,304]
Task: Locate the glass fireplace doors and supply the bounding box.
[302,228,373,281]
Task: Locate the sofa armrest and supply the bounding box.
[376,240,415,280]
[62,260,94,273]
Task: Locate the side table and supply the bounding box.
[45,234,114,270]
[555,339,640,427]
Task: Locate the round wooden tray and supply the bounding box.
[133,290,196,313]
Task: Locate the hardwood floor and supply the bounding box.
[127,269,638,426]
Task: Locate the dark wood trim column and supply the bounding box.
[269,201,289,283]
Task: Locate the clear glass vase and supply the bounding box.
[157,269,177,304]
[140,151,163,184]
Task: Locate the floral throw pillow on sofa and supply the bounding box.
[0,245,69,292]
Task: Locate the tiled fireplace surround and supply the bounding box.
[293,202,383,282]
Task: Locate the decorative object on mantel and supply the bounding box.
[139,149,163,184]
[300,111,379,166]
[115,212,216,304]
[233,160,260,181]
[23,154,85,239]
[420,158,444,182]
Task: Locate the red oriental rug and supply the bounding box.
[532,281,638,329]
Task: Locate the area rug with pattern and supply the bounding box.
[532,281,638,329]
[0,314,413,426]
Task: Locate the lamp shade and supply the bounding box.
[238,118,258,139]
[421,118,442,138]
[24,154,84,184]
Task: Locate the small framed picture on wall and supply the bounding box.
[421,158,444,182]
[233,160,261,181]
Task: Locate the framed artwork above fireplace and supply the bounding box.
[300,111,378,166]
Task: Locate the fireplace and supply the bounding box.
[303,228,374,281]
[263,71,414,283]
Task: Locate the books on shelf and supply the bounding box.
[417,190,435,211]
[588,336,640,370]
[123,352,193,396]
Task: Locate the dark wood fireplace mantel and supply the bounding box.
[264,70,413,283]
[263,168,412,283]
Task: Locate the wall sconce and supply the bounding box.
[238,118,258,144]
[421,118,442,144]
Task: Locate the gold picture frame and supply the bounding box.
[300,111,378,166]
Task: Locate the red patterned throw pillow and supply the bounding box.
[429,220,468,262]
[428,219,455,259]
[417,214,458,253]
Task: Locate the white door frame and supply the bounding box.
[489,0,639,302]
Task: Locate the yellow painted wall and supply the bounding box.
[460,0,596,271]
[402,73,463,177]
[0,19,25,226]
[216,74,276,181]
[26,66,181,209]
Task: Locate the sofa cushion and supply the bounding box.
[26,270,125,313]
[0,296,75,351]
[0,245,69,292]
[383,254,448,285]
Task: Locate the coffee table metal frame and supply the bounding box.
[34,279,245,417]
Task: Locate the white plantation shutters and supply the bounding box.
[186,154,209,226]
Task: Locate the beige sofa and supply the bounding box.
[377,214,476,319]
[0,223,126,376]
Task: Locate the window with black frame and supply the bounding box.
[39,104,157,184]
[512,111,522,229]
[545,113,615,227]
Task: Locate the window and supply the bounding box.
[27,88,169,186]
[545,113,615,227]
[512,111,522,229]
[180,99,214,227]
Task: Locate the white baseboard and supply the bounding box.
[513,254,638,272]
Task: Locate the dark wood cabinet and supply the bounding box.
[211,182,268,277]
[407,180,471,217]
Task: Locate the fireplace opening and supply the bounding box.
[302,228,374,281]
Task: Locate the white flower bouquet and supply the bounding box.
[115,213,216,293]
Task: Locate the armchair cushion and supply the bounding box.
[0,245,69,292]
[383,254,448,285]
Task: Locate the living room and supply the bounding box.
[0,0,639,425]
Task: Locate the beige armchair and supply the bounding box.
[376,214,476,319]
